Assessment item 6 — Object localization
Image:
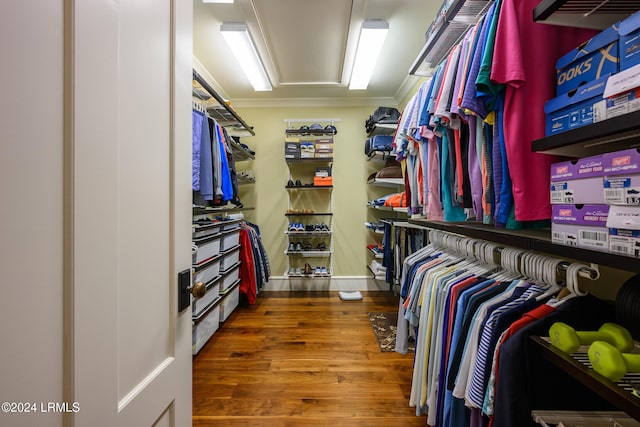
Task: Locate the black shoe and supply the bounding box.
[287,179,294,187]
[305,224,315,232]
[302,242,312,251]
[295,179,302,187]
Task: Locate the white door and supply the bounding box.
[70,1,193,426]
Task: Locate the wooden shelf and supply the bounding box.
[532,336,640,421]
[531,110,640,157]
[533,0,637,29]
[407,219,640,273]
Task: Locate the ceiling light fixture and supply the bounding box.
[220,22,272,91]
[203,0,234,3]
[349,19,389,90]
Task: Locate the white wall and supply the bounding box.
[0,1,64,426]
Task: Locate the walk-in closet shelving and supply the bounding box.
[283,120,337,280]
[409,0,493,75]
[533,0,638,29]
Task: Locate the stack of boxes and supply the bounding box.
[544,9,640,136]
[284,137,334,159]
[551,148,640,258]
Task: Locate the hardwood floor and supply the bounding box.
[192,291,426,426]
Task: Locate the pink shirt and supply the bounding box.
[490,0,596,221]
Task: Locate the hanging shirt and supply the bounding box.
[490,0,596,221]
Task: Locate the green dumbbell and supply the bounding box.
[548,322,634,354]
[588,341,640,382]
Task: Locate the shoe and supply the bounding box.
[305,224,315,232]
[295,179,302,187]
[320,267,328,276]
[314,223,321,232]
[304,263,312,275]
[316,242,327,251]
[302,242,312,251]
[288,223,297,232]
[287,179,294,187]
[295,242,303,252]
[321,223,330,231]
[288,242,295,252]
[315,266,322,275]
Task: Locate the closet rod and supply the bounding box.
[192,69,255,136]
[428,229,599,280]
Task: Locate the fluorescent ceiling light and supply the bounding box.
[220,22,272,91]
[349,20,389,90]
[203,0,234,3]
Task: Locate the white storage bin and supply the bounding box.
[220,264,241,292]
[220,247,240,271]
[193,256,221,285]
[192,278,221,317]
[219,282,240,322]
[220,230,240,251]
[192,297,221,355]
[221,219,242,232]
[192,222,222,240]
[192,235,221,265]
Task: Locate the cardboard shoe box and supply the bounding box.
[545,75,608,136]
[555,24,619,96]
[620,9,640,71]
[595,63,640,120]
[606,205,640,257]
[603,148,640,205]
[550,155,605,204]
[552,204,610,251]
[313,176,333,186]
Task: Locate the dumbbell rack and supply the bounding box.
[532,336,640,421]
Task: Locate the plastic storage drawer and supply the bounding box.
[193,255,221,285]
[219,282,240,322]
[220,263,241,292]
[220,247,240,271]
[192,277,221,317]
[220,230,240,251]
[221,219,242,232]
[192,222,222,240]
[192,235,221,265]
[192,297,221,355]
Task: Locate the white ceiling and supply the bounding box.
[193,0,440,107]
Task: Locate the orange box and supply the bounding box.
[314,176,333,186]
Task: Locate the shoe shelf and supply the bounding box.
[285,231,332,236]
[284,121,336,281]
[284,250,333,257]
[367,265,386,281]
[193,206,255,215]
[285,185,333,190]
[368,247,383,259]
[533,0,637,30]
[367,205,407,213]
[367,123,397,138]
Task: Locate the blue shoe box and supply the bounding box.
[545,74,609,136]
[620,9,640,71]
[556,24,619,96]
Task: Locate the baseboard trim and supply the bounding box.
[261,276,391,292]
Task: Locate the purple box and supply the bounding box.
[550,155,604,204]
[603,148,640,205]
[552,204,610,251]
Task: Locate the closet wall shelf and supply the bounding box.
[368,247,384,259]
[285,158,334,164]
[193,206,255,215]
[367,123,397,137]
[367,177,404,187]
[367,151,396,162]
[531,110,640,157]
[368,205,408,213]
[532,336,640,421]
[409,0,493,74]
[285,212,333,217]
[533,0,637,29]
[228,140,255,161]
[285,185,334,190]
[408,219,640,273]
[192,69,255,137]
[367,265,386,281]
